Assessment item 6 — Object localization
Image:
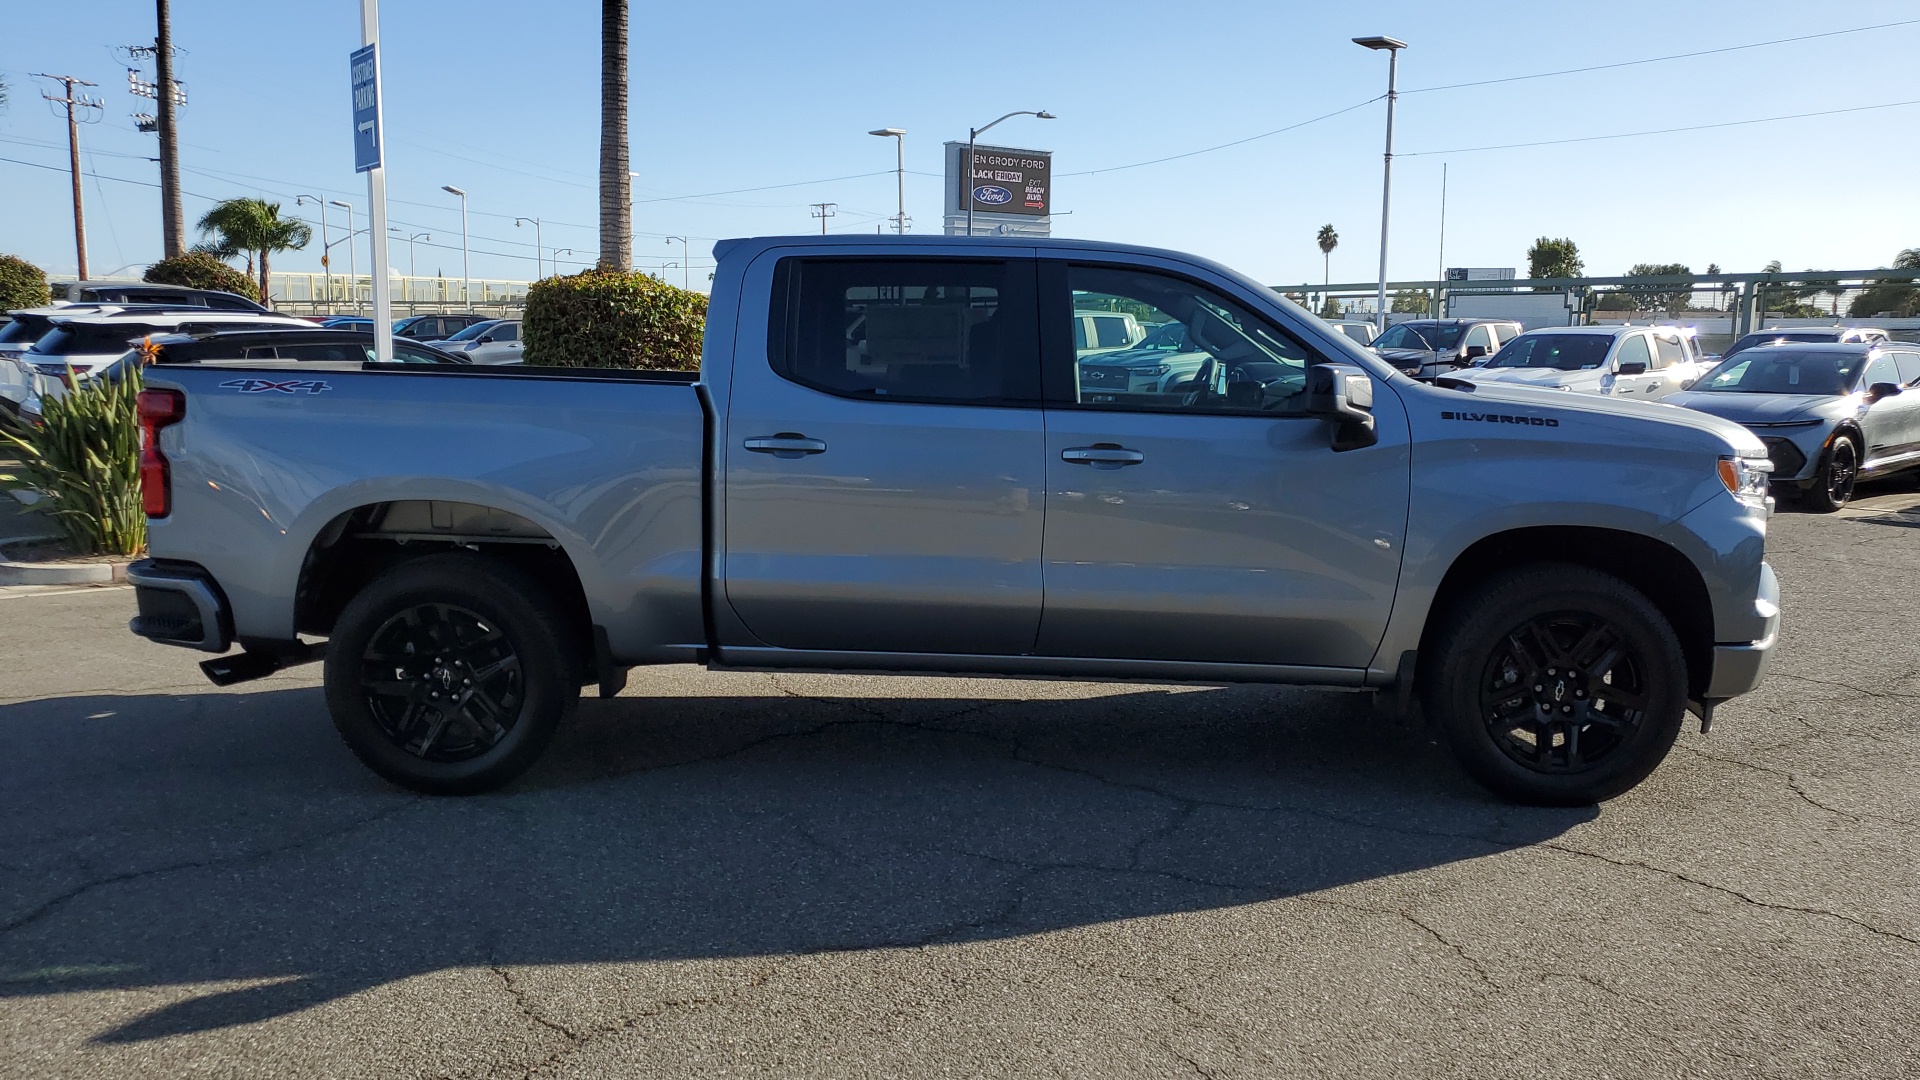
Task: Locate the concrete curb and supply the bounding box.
[0,535,136,586]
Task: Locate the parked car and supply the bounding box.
[2,304,240,416]
[1370,319,1522,379]
[1462,325,1710,401]
[47,280,268,311]
[1666,342,1920,511]
[1330,320,1377,347]
[1720,325,1891,359]
[425,318,504,349]
[126,234,1778,807]
[1070,310,1148,360]
[320,316,375,330]
[439,318,523,365]
[1076,320,1212,399]
[395,313,493,341]
[17,309,312,400]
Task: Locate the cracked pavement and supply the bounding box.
[1,489,1917,1078]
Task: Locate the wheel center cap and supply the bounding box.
[438,668,455,690]
[1552,679,1568,702]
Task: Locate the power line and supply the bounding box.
[1402,98,1920,157]
[1059,97,1381,177]
[1402,17,1920,95]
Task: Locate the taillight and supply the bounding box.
[138,388,186,518]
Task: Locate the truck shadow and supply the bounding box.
[0,679,1595,1043]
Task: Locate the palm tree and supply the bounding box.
[1316,224,1338,289]
[599,0,632,270]
[196,198,310,303]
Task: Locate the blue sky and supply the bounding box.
[4,1,1918,291]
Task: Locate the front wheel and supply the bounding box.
[1424,564,1688,806]
[324,553,579,794]
[1803,435,1858,513]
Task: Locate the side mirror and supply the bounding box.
[1306,363,1378,452]
[1867,381,1902,402]
[1616,360,1648,376]
[1463,345,1489,359]
[476,335,494,344]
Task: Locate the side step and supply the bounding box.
[200,641,327,687]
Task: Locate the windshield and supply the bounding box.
[1133,322,1188,350]
[443,319,501,342]
[1486,334,1613,370]
[1693,349,1865,395]
[1372,323,1463,351]
[28,323,160,356]
[1724,331,1838,356]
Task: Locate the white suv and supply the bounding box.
[20,309,311,387]
[1463,325,1710,401]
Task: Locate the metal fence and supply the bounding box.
[264,273,530,318]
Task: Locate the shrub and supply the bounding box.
[523,269,706,370]
[144,251,261,302]
[0,254,50,310]
[0,363,146,556]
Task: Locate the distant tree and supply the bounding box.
[195,198,311,303]
[1319,296,1343,319]
[1527,237,1584,281]
[1316,224,1338,287]
[1763,260,1783,274]
[0,254,50,309]
[1621,262,1694,316]
[1391,288,1430,314]
[1704,263,1721,275]
[144,251,260,301]
[1847,248,1920,317]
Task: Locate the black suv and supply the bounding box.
[145,328,469,365]
[1369,318,1524,379]
[49,281,268,312]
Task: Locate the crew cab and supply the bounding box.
[1463,325,1710,401]
[125,236,1780,806]
[1370,319,1522,380]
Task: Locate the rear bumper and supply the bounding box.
[126,558,232,652]
[1704,561,1779,700]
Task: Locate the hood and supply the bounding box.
[1408,377,1765,454]
[1463,366,1594,388]
[1375,347,1441,370]
[1663,391,1847,424]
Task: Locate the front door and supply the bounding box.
[1607,332,1659,398]
[1035,259,1411,670]
[721,254,1046,655]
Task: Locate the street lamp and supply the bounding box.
[966,110,1054,237]
[328,200,358,314]
[661,261,679,285]
[868,128,907,234]
[294,195,333,313]
[442,185,471,312]
[1354,34,1407,332]
[552,247,579,272]
[514,216,544,280]
[389,227,428,279]
[665,236,690,289]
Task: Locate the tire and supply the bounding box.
[1803,435,1858,513]
[324,553,580,795]
[1424,563,1688,806]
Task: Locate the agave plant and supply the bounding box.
[0,363,146,556]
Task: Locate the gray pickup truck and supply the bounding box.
[126,235,1780,805]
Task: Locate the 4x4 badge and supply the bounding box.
[218,378,331,395]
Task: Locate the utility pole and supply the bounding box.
[154,0,184,256]
[34,74,103,279]
[810,202,836,234]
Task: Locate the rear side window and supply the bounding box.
[770,257,1039,405]
[277,342,367,363]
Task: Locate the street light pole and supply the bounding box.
[965,110,1055,237]
[295,195,332,313]
[442,185,470,312]
[1354,35,1406,332]
[869,128,907,234]
[665,236,690,289]
[389,227,428,279]
[514,216,543,280]
[329,199,357,314]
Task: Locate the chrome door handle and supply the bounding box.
[1061,444,1145,467]
[743,433,827,457]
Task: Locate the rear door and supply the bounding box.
[720,253,1047,656]
[1864,350,1920,472]
[1034,256,1410,670]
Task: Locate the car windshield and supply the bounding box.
[1485,334,1613,370]
[1693,349,1865,395]
[443,320,501,342]
[1724,331,1837,356]
[1373,323,1463,351]
[1133,322,1187,350]
[28,323,160,356]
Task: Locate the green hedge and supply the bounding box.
[144,251,261,302]
[522,269,706,370]
[0,254,50,310]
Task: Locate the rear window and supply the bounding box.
[0,315,54,345]
[1486,334,1613,370]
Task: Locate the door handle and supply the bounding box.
[743,433,827,457]
[1062,444,1145,467]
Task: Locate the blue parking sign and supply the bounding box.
[350,43,381,172]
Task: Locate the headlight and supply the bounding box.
[1137,364,1170,377]
[1718,453,1773,508]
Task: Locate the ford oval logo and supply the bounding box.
[972,185,1013,206]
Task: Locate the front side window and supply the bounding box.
[1652,335,1686,369]
[1064,265,1317,415]
[490,322,520,342]
[1463,325,1494,352]
[1615,334,1653,370]
[1891,350,1920,386]
[1862,354,1900,389]
[772,258,1036,404]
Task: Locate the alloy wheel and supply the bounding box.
[359,603,524,762]
[1478,611,1649,774]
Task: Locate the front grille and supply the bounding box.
[1761,437,1807,478]
[1080,368,1130,388]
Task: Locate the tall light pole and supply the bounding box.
[662,261,679,285]
[552,247,578,273]
[295,194,332,312]
[1354,35,1406,331]
[665,236,690,288]
[442,185,470,312]
[869,128,907,234]
[514,216,543,280]
[328,199,358,314]
[390,226,428,278]
[966,110,1054,237]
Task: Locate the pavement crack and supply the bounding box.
[1293,895,1501,993]
[495,964,784,1080]
[489,963,581,1043]
[1674,743,1917,828]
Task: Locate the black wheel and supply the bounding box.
[1804,435,1858,513]
[324,553,579,794]
[1425,564,1687,805]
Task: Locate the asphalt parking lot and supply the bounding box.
[1,491,1917,1079]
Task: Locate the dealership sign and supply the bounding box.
[963,145,1051,218]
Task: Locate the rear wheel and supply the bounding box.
[1804,435,1858,513]
[324,554,578,794]
[1425,564,1688,805]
